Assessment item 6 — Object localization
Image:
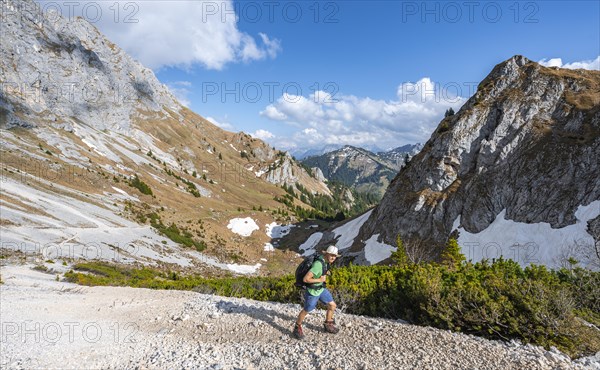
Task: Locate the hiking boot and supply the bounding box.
[324,320,339,334]
[293,323,304,339]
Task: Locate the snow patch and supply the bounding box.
[226,263,261,274]
[333,210,373,250]
[227,218,259,237]
[263,243,274,252]
[454,201,600,269]
[181,251,262,275]
[265,222,293,239]
[364,234,396,264]
[299,232,323,256]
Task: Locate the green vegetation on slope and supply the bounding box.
[276,181,378,222]
[128,174,153,196]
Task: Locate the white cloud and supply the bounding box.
[538,58,564,68]
[206,117,235,131]
[50,0,281,70]
[259,33,282,59]
[252,129,275,140]
[166,81,192,107]
[239,33,282,62]
[260,105,288,121]
[538,56,600,71]
[262,79,466,150]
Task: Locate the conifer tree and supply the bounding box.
[391,234,409,266]
[441,238,465,268]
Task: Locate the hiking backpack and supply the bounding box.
[294,253,328,289]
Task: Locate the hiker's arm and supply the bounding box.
[303,272,326,284]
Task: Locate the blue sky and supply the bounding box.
[47,0,600,153]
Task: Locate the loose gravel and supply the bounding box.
[1,265,598,369]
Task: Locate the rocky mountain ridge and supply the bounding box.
[298,56,600,269]
[349,56,600,267]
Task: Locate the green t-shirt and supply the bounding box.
[307,258,326,296]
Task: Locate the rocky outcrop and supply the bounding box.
[0,0,181,130]
[263,153,331,196]
[355,56,600,261]
[588,215,600,256]
[311,167,327,182]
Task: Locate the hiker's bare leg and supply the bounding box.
[325,301,336,321]
[296,309,308,325]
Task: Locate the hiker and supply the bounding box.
[293,245,340,339]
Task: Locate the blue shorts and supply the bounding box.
[303,288,334,312]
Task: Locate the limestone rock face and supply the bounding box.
[357,56,600,257]
[0,0,181,131]
[311,167,327,183]
[263,153,332,196]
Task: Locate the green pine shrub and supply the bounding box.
[440,238,465,268]
[128,175,153,195]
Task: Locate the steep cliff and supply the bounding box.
[351,56,599,267]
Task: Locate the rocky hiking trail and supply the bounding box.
[1,265,598,370]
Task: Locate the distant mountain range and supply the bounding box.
[300,144,422,197]
[291,145,345,160]
[292,144,394,160]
